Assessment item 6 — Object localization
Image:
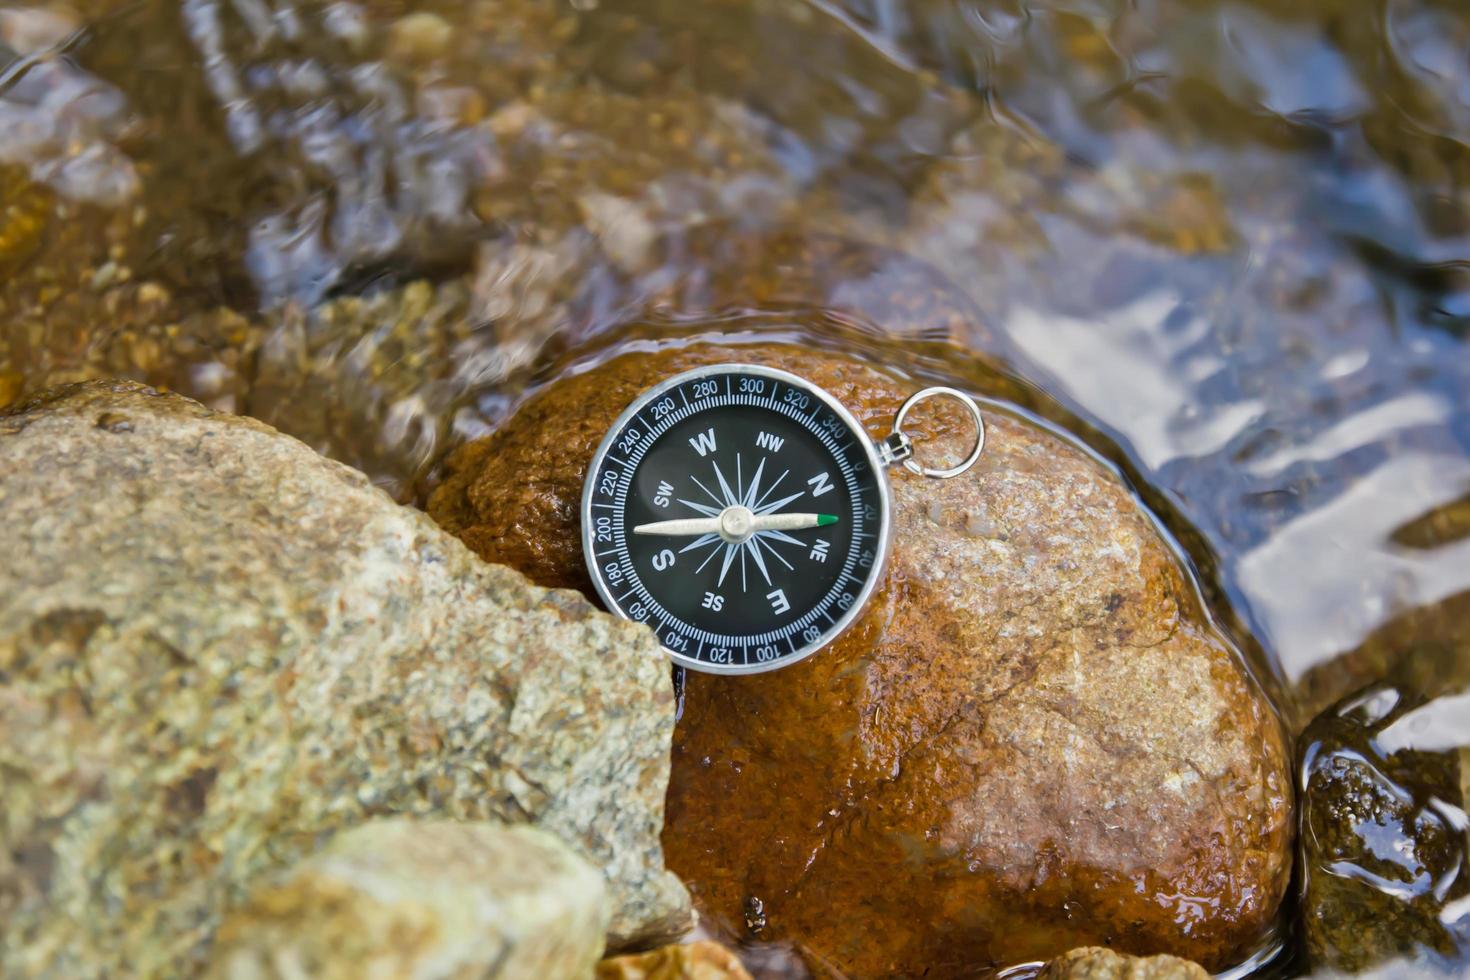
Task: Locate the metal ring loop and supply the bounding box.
[891,386,986,479]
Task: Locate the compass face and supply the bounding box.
[582,364,891,674]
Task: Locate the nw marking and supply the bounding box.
[755,431,785,453]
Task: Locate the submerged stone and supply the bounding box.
[427,343,1295,976]
[1298,682,1470,973]
[0,381,690,978]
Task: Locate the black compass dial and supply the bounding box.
[583,365,889,673]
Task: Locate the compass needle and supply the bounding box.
[637,516,721,535]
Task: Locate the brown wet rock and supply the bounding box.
[1039,947,1210,980]
[427,343,1294,976]
[1298,682,1470,973]
[597,941,753,980]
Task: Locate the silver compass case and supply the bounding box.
[580,363,895,675]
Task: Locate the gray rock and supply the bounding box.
[206,819,609,980]
[0,380,691,979]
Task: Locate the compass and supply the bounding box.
[581,363,985,674]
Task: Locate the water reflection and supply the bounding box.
[1238,452,1470,708]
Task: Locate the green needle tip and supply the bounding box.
[817,514,839,526]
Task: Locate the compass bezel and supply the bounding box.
[580,362,894,675]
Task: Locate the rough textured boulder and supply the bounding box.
[0,381,690,979]
[207,819,609,980]
[1039,947,1210,980]
[597,941,753,980]
[427,344,1295,975]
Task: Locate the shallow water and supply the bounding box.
[3,0,1470,973]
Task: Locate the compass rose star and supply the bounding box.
[673,456,826,593]
[742,457,766,509]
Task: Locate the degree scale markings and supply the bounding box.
[594,372,876,666]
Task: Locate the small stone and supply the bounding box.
[597,941,752,980]
[206,820,609,980]
[0,4,80,55]
[88,261,120,291]
[1299,682,1470,972]
[386,12,454,64]
[1039,947,1211,979]
[0,381,691,978]
[579,192,657,273]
